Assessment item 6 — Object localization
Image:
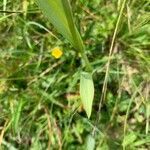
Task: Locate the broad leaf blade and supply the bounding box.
[36,0,72,44]
[80,72,94,118]
[36,0,83,50]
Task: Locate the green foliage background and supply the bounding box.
[0,0,150,149]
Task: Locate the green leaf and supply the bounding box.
[122,132,137,147]
[36,0,83,50]
[86,135,95,150]
[61,0,84,51]
[12,99,24,134]
[80,72,94,118]
[132,139,150,147]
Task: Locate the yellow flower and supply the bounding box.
[51,47,63,59]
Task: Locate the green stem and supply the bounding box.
[80,50,92,72]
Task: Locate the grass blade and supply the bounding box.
[12,99,24,134]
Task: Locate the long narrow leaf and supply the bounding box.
[12,99,24,134]
[61,0,84,51]
[36,0,83,50]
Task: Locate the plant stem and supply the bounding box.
[80,50,92,72]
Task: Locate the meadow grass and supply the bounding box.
[0,0,150,149]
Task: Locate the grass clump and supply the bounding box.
[0,0,150,149]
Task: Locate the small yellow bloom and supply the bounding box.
[51,47,63,59]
